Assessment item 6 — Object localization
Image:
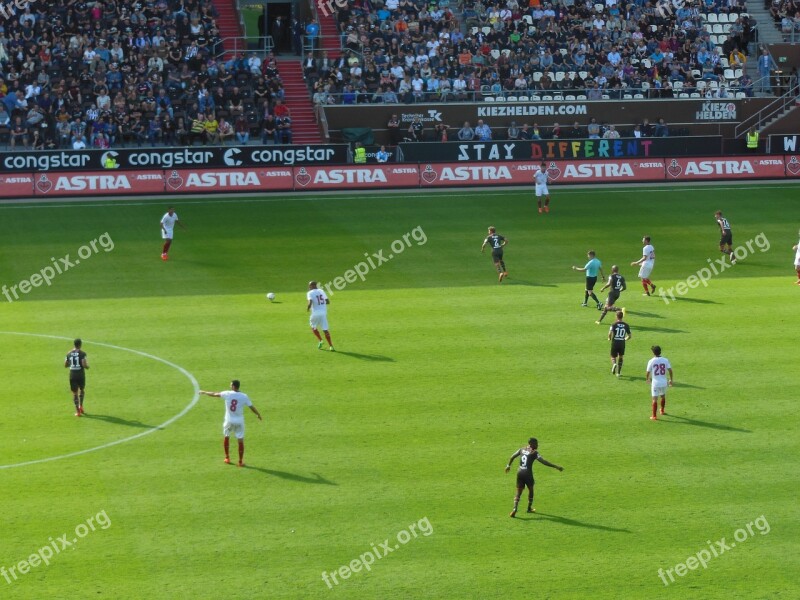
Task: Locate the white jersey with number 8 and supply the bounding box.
[219,390,252,424]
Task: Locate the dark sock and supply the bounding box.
[618,358,623,374]
[223,437,230,458]
[79,391,84,407]
[238,440,244,462]
[590,293,599,303]
[73,395,79,409]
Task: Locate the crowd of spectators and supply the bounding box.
[0,0,293,149]
[306,0,759,105]
[388,110,673,142]
[772,0,800,41]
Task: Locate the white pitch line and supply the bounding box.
[0,332,199,470]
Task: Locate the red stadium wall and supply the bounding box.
[1,156,799,198]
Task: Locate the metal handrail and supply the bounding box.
[734,80,800,137]
[215,36,274,59]
[311,87,753,104]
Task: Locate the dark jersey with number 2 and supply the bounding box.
[485,234,506,257]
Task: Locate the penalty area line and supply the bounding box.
[0,331,200,470]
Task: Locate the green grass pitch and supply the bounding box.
[1,183,798,599]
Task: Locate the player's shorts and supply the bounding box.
[585,276,597,290]
[310,312,329,330]
[606,291,620,306]
[223,420,245,439]
[69,373,86,392]
[638,263,653,279]
[610,340,626,357]
[651,384,667,397]
[516,470,534,489]
[719,230,732,246]
[161,228,173,240]
[535,183,549,197]
[491,250,504,261]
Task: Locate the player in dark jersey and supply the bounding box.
[608,311,631,377]
[504,437,564,518]
[64,338,89,416]
[596,265,626,324]
[481,226,508,283]
[715,211,734,263]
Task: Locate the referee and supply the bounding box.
[572,250,605,309]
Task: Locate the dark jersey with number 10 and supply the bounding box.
[611,321,631,341]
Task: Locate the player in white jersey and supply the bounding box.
[201,380,262,466]
[160,207,185,261]
[307,280,334,351]
[631,236,656,296]
[645,345,673,420]
[793,231,800,285]
[533,161,551,214]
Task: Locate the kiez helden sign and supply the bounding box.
[399,137,723,162]
[0,145,349,172]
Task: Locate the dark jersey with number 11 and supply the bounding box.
[66,350,87,375]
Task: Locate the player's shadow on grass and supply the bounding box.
[529,512,632,533]
[632,325,688,334]
[660,415,751,433]
[82,414,161,429]
[671,382,705,390]
[624,310,664,319]
[624,377,704,390]
[243,466,338,485]
[670,297,719,305]
[333,351,395,362]
[505,279,557,287]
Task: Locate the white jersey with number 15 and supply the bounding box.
[307,288,328,314]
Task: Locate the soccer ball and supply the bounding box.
[267,293,276,301]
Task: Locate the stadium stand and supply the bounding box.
[0,0,292,148]
[306,0,761,105]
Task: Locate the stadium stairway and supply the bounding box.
[275,58,321,143]
[318,10,341,60]
[214,0,244,58]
